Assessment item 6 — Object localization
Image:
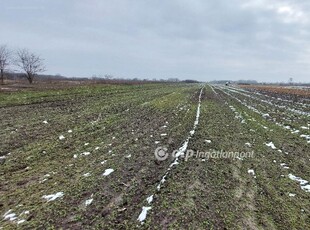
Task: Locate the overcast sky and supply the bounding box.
[1,0,310,82]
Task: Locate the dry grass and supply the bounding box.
[239,85,310,97]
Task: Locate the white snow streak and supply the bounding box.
[42,192,64,202]
[265,142,277,149]
[288,174,310,192]
[103,168,114,176]
[137,87,204,223]
[137,206,152,223]
[3,210,17,221]
[81,152,91,156]
[146,195,154,204]
[85,198,93,206]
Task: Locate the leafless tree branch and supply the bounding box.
[0,45,11,84]
[16,49,46,84]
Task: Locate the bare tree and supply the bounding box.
[289,77,293,85]
[16,49,46,84]
[0,45,11,85]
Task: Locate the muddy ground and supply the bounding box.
[0,83,309,229]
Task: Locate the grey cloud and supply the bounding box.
[1,0,309,82]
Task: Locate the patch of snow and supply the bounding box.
[155,141,160,144]
[103,168,114,176]
[248,169,256,178]
[43,120,48,124]
[42,192,64,202]
[85,198,93,206]
[38,177,47,183]
[125,154,131,158]
[101,160,107,164]
[95,146,100,150]
[137,206,152,223]
[169,161,179,167]
[265,142,277,149]
[83,173,91,177]
[68,130,73,133]
[300,134,310,140]
[3,210,12,216]
[17,219,25,224]
[245,142,252,147]
[160,133,167,137]
[59,135,65,140]
[288,174,310,192]
[3,210,17,221]
[22,211,29,215]
[84,143,89,146]
[39,174,51,183]
[146,195,154,204]
[81,152,90,156]
[289,193,296,197]
[280,163,289,169]
[205,140,212,143]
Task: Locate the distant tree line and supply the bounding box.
[0,45,45,84]
[90,75,200,83]
[4,72,201,84]
[1,44,201,85]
